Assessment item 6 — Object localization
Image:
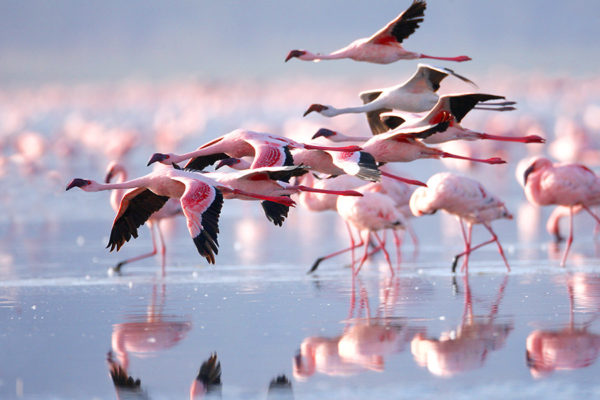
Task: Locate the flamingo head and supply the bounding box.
[303,104,328,117]
[215,158,242,170]
[105,161,126,183]
[522,157,551,185]
[147,152,173,166]
[66,178,93,191]
[285,49,306,62]
[311,128,338,140]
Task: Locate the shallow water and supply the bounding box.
[2,206,600,399]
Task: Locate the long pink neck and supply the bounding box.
[109,170,128,211]
[304,50,349,61]
[90,176,152,192]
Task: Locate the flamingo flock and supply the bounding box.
[59,0,600,275]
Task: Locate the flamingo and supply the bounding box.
[285,0,470,64]
[146,128,362,171]
[409,172,513,273]
[311,184,406,275]
[66,168,294,264]
[311,120,507,166]
[190,353,222,399]
[377,93,545,145]
[303,64,476,134]
[522,157,600,266]
[104,161,183,274]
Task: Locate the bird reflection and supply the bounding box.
[411,274,512,377]
[294,278,424,379]
[526,272,600,377]
[189,353,222,399]
[111,282,192,371]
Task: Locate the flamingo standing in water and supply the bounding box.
[377,93,545,145]
[311,119,507,166]
[66,168,294,265]
[105,161,182,274]
[303,64,476,134]
[285,1,470,64]
[522,157,600,266]
[146,128,361,171]
[410,172,513,273]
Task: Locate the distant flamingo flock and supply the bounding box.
[57,0,599,274]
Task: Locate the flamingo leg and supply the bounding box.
[460,223,473,274]
[419,54,471,62]
[582,204,600,225]
[380,170,427,187]
[560,207,575,267]
[392,229,402,268]
[374,232,394,276]
[476,132,544,143]
[112,224,158,274]
[439,150,505,165]
[346,221,357,267]
[482,222,511,272]
[156,222,167,277]
[309,234,364,274]
[354,231,372,276]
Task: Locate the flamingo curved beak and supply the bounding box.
[311,128,337,140]
[66,178,90,191]
[285,49,306,62]
[104,168,115,183]
[147,153,168,166]
[215,158,240,170]
[303,104,327,117]
[523,164,536,185]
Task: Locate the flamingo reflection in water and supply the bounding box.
[411,275,513,377]
[294,278,425,379]
[526,273,600,378]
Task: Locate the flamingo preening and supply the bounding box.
[285,1,470,64]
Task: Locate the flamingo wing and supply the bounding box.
[367,0,426,45]
[184,153,230,172]
[329,151,381,182]
[248,141,294,168]
[447,93,506,123]
[107,187,169,251]
[174,177,223,264]
[359,90,392,135]
[378,119,450,141]
[261,200,291,226]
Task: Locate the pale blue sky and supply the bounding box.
[1,1,598,84]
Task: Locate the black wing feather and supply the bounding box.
[356,151,381,182]
[390,0,426,44]
[107,190,169,252]
[449,94,505,123]
[192,190,223,264]
[184,153,229,172]
[262,200,290,226]
[196,353,222,393]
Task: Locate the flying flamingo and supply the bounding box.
[522,157,600,266]
[285,0,470,64]
[311,185,406,275]
[409,172,513,273]
[104,161,182,274]
[146,128,362,171]
[377,93,545,145]
[303,64,476,134]
[311,120,507,166]
[66,168,294,264]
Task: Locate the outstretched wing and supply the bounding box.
[175,178,223,264]
[184,152,230,171]
[247,141,294,168]
[107,188,169,252]
[329,150,381,182]
[367,0,426,45]
[359,90,392,135]
[447,93,506,123]
[378,119,451,141]
[261,200,290,226]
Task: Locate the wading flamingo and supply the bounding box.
[66,168,294,264]
[285,1,470,64]
[410,172,513,273]
[146,128,361,171]
[522,157,600,266]
[105,161,182,274]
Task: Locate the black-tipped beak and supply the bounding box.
[147,153,167,166]
[215,158,240,170]
[66,178,89,191]
[285,49,305,62]
[104,169,115,183]
[303,104,326,117]
[311,128,336,140]
[523,164,535,185]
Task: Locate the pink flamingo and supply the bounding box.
[303,64,476,134]
[311,185,406,275]
[409,172,513,273]
[522,157,600,266]
[285,1,470,64]
[380,93,544,145]
[66,168,294,264]
[105,161,182,274]
[311,121,507,166]
[146,128,361,171]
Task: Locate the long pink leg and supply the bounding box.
[287,185,362,197]
[438,150,506,165]
[354,231,372,276]
[156,222,167,277]
[560,207,575,267]
[476,132,545,143]
[380,170,427,187]
[582,204,600,224]
[482,222,511,272]
[309,232,364,273]
[460,223,473,274]
[346,221,357,267]
[392,230,402,268]
[419,54,471,62]
[374,232,394,276]
[453,218,470,273]
[113,224,158,273]
[230,188,295,206]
